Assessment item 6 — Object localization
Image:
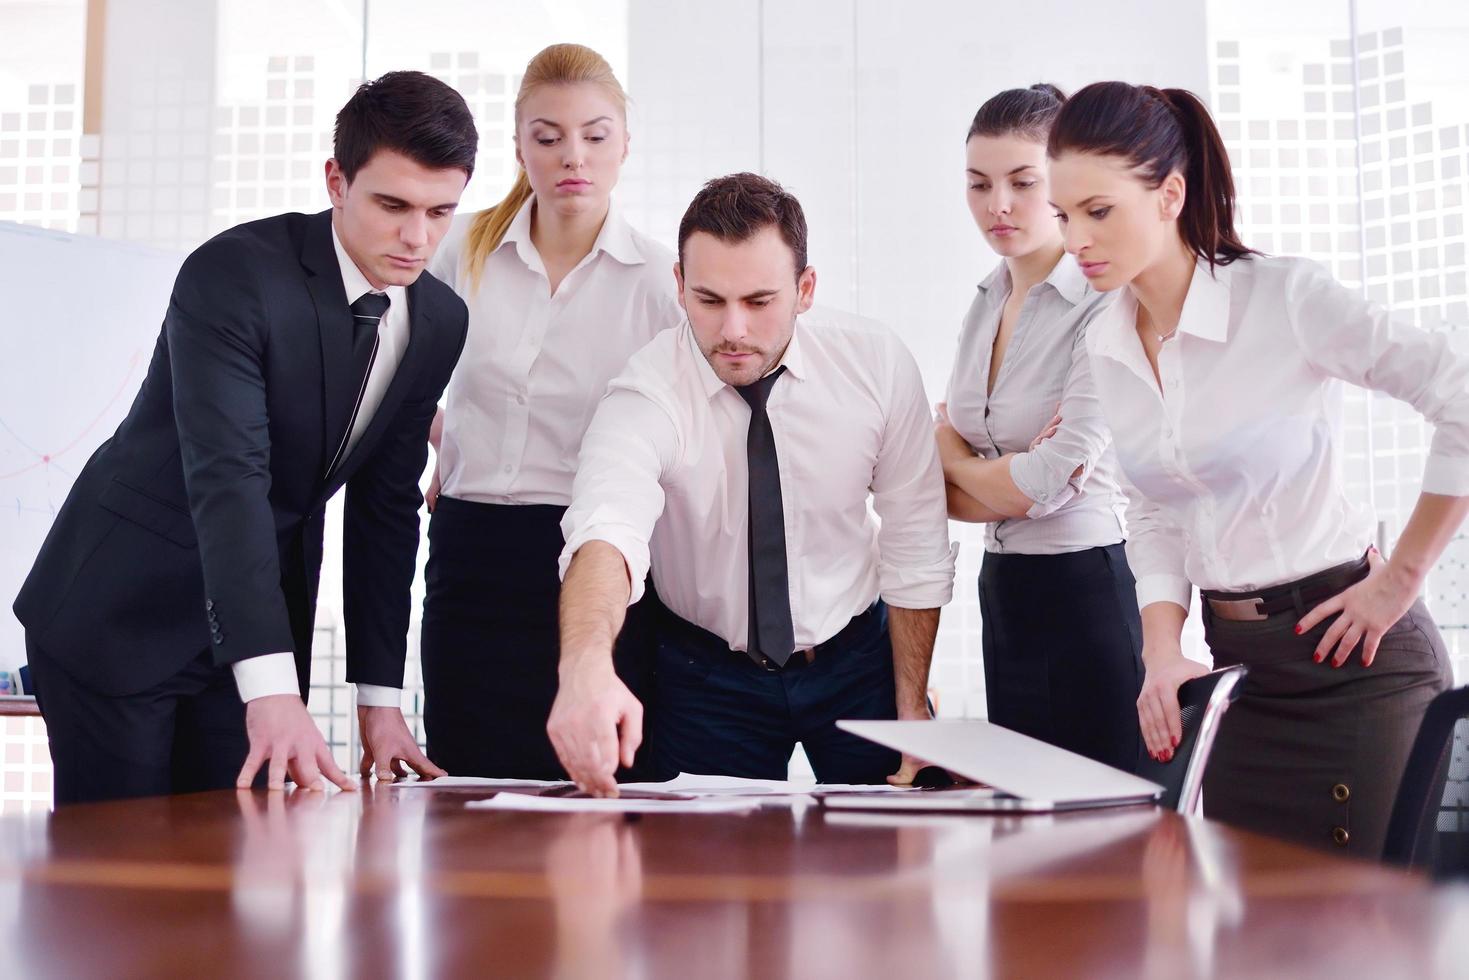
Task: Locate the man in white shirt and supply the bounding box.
[548,173,956,795]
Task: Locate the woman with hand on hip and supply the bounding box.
[1048,81,1468,854]
[935,84,1143,772]
[422,44,682,779]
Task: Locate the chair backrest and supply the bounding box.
[1383,685,1469,878]
[1135,665,1248,814]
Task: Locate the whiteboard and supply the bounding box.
[0,221,184,667]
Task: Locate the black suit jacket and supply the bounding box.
[14,209,468,696]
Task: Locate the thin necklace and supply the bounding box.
[1139,306,1179,344]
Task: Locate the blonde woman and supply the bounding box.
[421,44,682,778]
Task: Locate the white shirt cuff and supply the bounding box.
[878,542,959,609]
[231,652,300,702]
[1135,573,1193,613]
[356,684,402,709]
[1422,453,1469,497]
[559,526,649,606]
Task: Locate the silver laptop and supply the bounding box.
[826,720,1163,813]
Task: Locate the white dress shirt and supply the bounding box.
[233,222,409,705]
[429,196,683,505]
[1087,255,1469,612]
[946,257,1127,555]
[559,308,958,651]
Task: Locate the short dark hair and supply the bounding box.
[968,83,1066,142]
[1048,81,1257,271]
[677,172,808,277]
[334,71,478,182]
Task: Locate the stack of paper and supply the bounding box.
[467,793,760,815]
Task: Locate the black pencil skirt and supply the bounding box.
[978,542,1144,772]
[419,495,655,779]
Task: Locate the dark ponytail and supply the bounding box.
[968,83,1067,143]
[1047,81,1256,270]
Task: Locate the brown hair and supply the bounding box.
[1048,81,1257,270]
[677,172,809,278]
[967,83,1066,143]
[462,44,628,287]
[333,71,477,181]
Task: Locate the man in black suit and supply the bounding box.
[14,71,478,804]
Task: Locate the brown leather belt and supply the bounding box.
[1202,554,1370,622]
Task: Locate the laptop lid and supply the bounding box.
[837,720,1163,804]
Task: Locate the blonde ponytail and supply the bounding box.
[464,170,533,288]
[462,43,628,288]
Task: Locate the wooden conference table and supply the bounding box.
[0,783,1464,978]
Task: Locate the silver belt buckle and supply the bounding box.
[1208,597,1267,622]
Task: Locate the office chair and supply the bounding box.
[1135,665,1248,815]
[1382,685,1469,879]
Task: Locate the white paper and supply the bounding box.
[386,775,571,789]
[467,793,760,815]
[616,772,910,797]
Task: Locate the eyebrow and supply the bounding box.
[372,193,458,211]
[966,165,1037,178]
[1048,194,1110,210]
[527,115,614,129]
[691,286,781,302]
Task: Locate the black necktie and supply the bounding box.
[736,366,794,667]
[326,291,389,476]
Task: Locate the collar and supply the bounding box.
[1089,258,1234,366]
[1044,255,1090,306]
[688,314,810,402]
[976,254,1089,306]
[502,194,645,270]
[330,219,404,310]
[1174,258,1233,342]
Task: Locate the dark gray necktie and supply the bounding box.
[326,291,388,476]
[736,366,794,666]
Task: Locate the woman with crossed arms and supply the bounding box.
[936,84,1143,772]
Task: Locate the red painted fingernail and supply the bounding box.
[1313,653,1323,663]
[1294,625,1303,635]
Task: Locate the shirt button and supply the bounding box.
[516,395,526,405]
[1332,783,1351,803]
[503,464,513,474]
[1332,826,1350,847]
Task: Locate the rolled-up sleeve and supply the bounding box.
[871,343,958,608]
[1008,319,1114,519]
[1288,259,1469,496]
[558,388,679,605]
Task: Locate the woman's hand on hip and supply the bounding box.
[1296,547,1416,668]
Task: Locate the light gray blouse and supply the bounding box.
[944,257,1127,555]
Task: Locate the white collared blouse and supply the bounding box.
[1086,255,1469,611]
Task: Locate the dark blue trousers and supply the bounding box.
[649,600,901,784]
